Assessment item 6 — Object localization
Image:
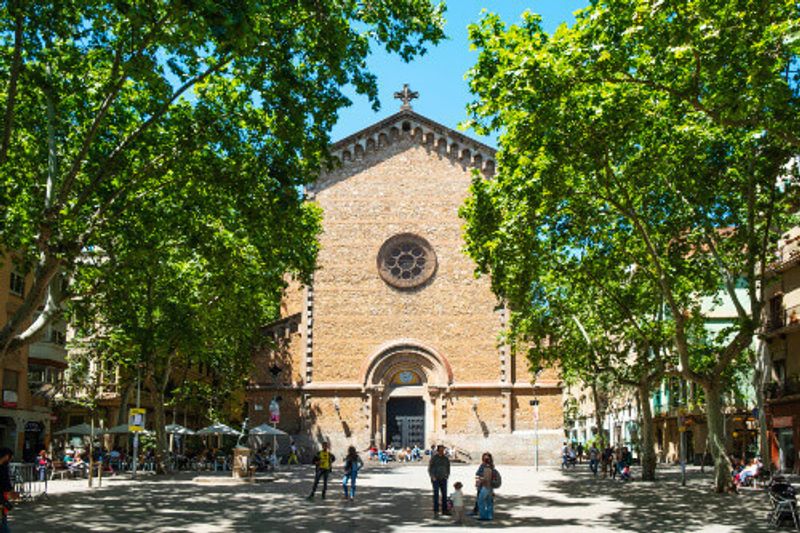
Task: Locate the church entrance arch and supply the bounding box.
[361,340,453,448]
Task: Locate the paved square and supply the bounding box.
[11,464,773,532]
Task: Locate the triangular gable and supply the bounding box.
[310,109,496,195]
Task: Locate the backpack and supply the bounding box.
[491,468,502,489]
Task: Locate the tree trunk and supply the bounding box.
[114,379,134,450]
[754,339,772,468]
[591,381,606,448]
[152,388,168,474]
[703,382,734,492]
[637,380,657,481]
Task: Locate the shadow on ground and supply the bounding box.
[543,467,773,533]
[8,466,778,532]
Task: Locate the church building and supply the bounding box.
[247,88,563,462]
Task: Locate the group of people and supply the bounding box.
[306,442,499,522]
[367,444,426,464]
[306,442,363,503]
[732,456,763,487]
[429,444,499,522]
[564,442,633,481]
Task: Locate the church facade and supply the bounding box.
[247,97,563,462]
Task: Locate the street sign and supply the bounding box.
[128,408,146,432]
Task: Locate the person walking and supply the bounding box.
[428,444,450,515]
[588,444,599,477]
[475,452,495,521]
[342,446,363,502]
[287,441,299,465]
[601,445,613,478]
[0,448,16,533]
[307,442,335,500]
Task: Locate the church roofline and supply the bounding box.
[320,109,496,180]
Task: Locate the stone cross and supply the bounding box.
[394,84,419,110]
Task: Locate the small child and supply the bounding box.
[450,481,465,524]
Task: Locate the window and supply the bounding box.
[3,370,18,407]
[377,233,437,289]
[9,272,24,297]
[769,294,785,330]
[28,365,46,387]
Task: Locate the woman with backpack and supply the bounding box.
[475,452,497,521]
[342,446,363,502]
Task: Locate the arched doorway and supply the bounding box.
[361,340,453,448]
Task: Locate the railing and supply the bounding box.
[767,303,800,332]
[10,463,47,501]
[765,378,800,400]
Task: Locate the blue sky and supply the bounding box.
[331,1,588,147]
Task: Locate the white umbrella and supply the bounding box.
[248,424,288,436]
[102,424,153,435]
[165,424,195,435]
[53,423,96,436]
[195,422,240,436]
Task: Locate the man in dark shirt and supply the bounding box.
[428,444,450,515]
[0,447,16,533]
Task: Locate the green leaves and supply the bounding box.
[0,0,445,362]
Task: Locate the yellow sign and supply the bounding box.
[128,408,146,432]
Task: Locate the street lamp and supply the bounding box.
[531,366,543,471]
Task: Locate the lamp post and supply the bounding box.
[268,364,282,458]
[531,366,543,471]
[530,398,540,471]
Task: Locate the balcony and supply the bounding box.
[765,303,800,337]
[765,378,800,401]
[29,332,67,364]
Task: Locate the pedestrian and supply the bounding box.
[450,481,465,525]
[342,446,363,501]
[561,441,570,469]
[601,445,613,478]
[0,448,16,533]
[428,444,450,515]
[307,442,335,500]
[588,444,599,477]
[36,450,50,482]
[287,441,299,465]
[612,447,622,480]
[576,442,584,464]
[475,452,495,521]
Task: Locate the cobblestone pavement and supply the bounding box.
[9,463,778,532]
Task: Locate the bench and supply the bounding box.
[49,461,72,480]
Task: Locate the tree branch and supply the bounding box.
[0,7,24,165]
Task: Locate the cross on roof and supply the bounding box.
[394,84,419,110]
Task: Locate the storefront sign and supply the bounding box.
[773,415,793,428]
[24,421,42,432]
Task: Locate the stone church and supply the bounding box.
[247,89,562,462]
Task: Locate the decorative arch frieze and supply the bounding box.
[323,110,496,179]
[360,339,453,391]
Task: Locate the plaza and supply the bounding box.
[10,463,779,532]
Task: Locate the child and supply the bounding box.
[450,481,465,524]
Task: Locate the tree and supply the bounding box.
[464,6,797,492]
[0,0,445,361]
[69,147,322,469]
[464,179,671,480]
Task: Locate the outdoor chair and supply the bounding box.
[768,483,799,530]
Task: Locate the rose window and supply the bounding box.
[377,234,436,289]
